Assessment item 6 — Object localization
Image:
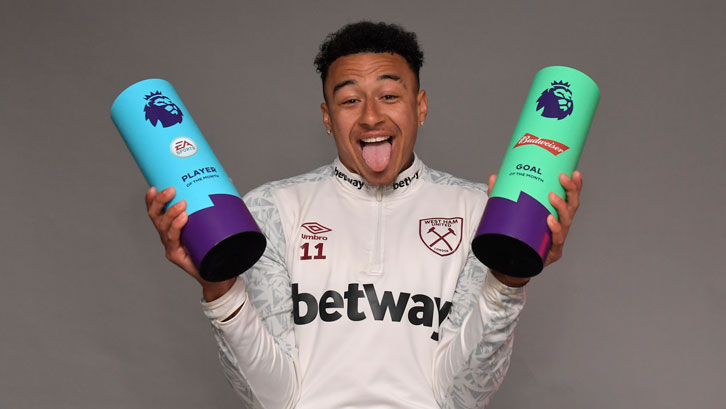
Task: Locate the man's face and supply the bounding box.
[321,52,427,186]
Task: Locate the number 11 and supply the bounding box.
[300,242,326,260]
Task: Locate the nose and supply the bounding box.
[359,98,384,128]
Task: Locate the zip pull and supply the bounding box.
[376,187,383,202]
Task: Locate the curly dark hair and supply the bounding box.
[314,21,424,89]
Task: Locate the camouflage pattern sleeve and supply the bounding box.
[433,250,526,409]
[201,182,300,409]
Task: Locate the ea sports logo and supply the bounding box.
[170,137,198,158]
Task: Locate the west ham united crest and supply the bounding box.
[419,217,463,257]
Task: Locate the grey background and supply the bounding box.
[2,0,724,408]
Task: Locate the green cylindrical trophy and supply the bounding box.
[472,66,599,277]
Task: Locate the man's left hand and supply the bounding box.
[487,170,583,287]
[543,170,583,267]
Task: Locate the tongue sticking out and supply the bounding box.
[361,141,392,172]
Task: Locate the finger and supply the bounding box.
[165,240,190,265]
[547,214,564,245]
[488,174,497,192]
[166,211,188,245]
[549,192,573,228]
[147,186,176,221]
[145,187,157,210]
[545,215,564,265]
[158,200,187,239]
[572,170,583,192]
[559,173,580,213]
[163,218,196,273]
[166,245,198,278]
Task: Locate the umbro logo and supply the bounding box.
[301,222,332,235]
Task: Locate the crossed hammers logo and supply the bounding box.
[427,226,456,251]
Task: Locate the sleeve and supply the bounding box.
[200,185,300,409]
[432,250,526,409]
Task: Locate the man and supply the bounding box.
[146,21,582,408]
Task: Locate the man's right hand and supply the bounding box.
[145,186,236,301]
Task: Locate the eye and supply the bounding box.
[341,98,359,105]
[382,94,399,101]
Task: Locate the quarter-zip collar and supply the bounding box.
[331,154,426,200]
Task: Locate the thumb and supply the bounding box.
[488,174,497,192]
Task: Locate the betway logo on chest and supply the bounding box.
[293,283,452,341]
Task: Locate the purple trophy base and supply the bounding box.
[472,191,552,278]
[181,194,266,282]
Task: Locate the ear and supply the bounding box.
[417,90,428,124]
[321,102,332,134]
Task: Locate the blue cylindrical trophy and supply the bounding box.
[111,79,266,282]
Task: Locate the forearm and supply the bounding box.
[434,270,526,408]
[490,270,530,288]
[201,277,237,303]
[203,279,300,409]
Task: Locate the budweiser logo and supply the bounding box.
[514,133,570,156]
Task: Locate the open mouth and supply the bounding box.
[360,136,393,172]
[359,136,393,147]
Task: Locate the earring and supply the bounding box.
[419,121,424,127]
[326,129,332,135]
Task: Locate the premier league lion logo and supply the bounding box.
[144,91,183,128]
[535,81,573,120]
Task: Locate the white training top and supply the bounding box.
[202,155,526,409]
